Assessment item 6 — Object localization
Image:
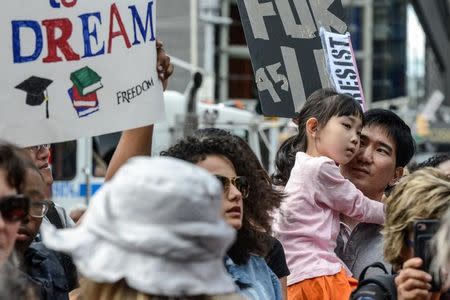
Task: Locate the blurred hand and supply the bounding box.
[396,258,432,300]
[156,39,174,91]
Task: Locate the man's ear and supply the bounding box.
[306,118,319,137]
[389,167,404,186]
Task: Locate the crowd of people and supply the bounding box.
[0,41,450,300]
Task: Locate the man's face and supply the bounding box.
[15,169,47,253]
[26,145,53,187]
[0,170,20,266]
[341,125,402,200]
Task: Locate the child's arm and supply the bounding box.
[316,161,384,224]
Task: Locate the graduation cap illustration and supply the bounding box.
[15,76,53,119]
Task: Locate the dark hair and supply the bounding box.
[0,141,27,193]
[272,88,364,186]
[364,109,415,167]
[413,153,449,171]
[161,128,283,264]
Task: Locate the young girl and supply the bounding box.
[272,88,384,300]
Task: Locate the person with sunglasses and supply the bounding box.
[0,141,29,267]
[161,131,283,300]
[193,128,289,300]
[14,162,72,300]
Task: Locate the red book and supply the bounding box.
[72,85,98,107]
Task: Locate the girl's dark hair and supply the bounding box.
[0,141,27,193]
[161,128,283,264]
[272,88,364,186]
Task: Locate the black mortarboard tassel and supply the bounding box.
[15,76,53,119]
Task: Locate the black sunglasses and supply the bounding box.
[0,194,30,223]
[214,175,250,199]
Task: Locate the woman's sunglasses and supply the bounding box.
[214,175,250,199]
[0,194,30,222]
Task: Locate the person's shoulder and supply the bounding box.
[248,254,273,271]
[294,152,335,173]
[28,242,62,267]
[265,236,284,258]
[53,204,75,228]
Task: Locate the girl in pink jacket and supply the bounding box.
[273,89,384,300]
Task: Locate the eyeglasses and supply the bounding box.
[26,144,50,153]
[0,194,30,223]
[29,200,50,218]
[214,175,250,199]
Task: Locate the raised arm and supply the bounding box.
[105,40,173,181]
[316,161,385,224]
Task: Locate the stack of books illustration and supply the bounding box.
[68,66,103,118]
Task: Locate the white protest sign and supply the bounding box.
[320,28,366,110]
[0,0,164,147]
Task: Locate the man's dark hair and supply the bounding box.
[0,141,27,193]
[364,109,415,167]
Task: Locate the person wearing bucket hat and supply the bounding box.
[41,156,243,300]
[161,132,283,300]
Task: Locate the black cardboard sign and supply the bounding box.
[237,0,347,117]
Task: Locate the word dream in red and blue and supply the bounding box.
[11,1,155,64]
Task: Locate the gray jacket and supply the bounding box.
[335,222,392,279]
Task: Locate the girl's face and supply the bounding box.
[196,154,244,230]
[312,115,362,165]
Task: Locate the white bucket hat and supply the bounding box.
[41,156,237,296]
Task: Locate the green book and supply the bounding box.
[70,66,103,96]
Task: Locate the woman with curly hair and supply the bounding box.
[161,129,283,300]
[191,128,289,298]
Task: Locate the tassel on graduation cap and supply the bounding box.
[15,76,53,119]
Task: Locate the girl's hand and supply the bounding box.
[395,258,432,300]
[156,39,174,91]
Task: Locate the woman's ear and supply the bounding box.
[306,118,319,138]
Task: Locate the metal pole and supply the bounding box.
[363,0,373,108]
[190,0,199,74]
[203,6,216,100]
[218,0,230,102]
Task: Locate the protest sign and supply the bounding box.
[320,28,366,110]
[0,0,164,147]
[236,0,347,117]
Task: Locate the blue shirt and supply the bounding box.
[225,255,282,300]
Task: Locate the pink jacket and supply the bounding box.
[273,152,384,285]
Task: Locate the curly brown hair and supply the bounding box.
[161,128,283,264]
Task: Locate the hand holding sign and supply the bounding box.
[0,0,164,147]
